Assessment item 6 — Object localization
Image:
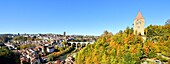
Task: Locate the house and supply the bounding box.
[30,57,41,64]
[54,60,61,64]
[47,46,54,53]
[65,56,74,64]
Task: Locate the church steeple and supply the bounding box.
[135,11,144,19]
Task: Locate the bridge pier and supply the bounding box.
[71,43,73,46]
[76,43,78,49]
[81,43,83,48]
[86,43,88,46]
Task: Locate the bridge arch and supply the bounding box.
[68,41,95,49]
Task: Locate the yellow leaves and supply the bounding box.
[109,42,115,47]
[148,42,154,48]
[116,45,121,55]
[107,50,112,55]
[99,46,103,51]
[94,61,99,64]
[85,57,91,64]
[123,38,128,44]
[130,45,138,55]
[154,45,160,53]
[109,42,121,51]
[136,43,141,47]
[131,48,137,54]
[144,46,149,55]
[92,56,99,64]
[101,54,107,63]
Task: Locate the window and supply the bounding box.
[136,20,141,25]
[137,26,140,29]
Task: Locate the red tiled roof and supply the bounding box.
[135,11,144,19]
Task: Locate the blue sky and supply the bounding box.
[0,0,169,36]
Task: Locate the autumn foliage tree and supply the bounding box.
[76,28,145,64]
[76,23,170,63]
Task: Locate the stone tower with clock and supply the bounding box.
[134,11,145,35]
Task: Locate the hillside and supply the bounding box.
[75,25,170,64]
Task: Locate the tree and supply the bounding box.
[19,44,35,50]
[13,36,25,41]
[62,41,67,48]
[165,19,170,25]
[103,30,109,36]
[0,47,20,64]
[0,36,12,43]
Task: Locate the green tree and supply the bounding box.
[62,41,67,48]
[0,47,20,64]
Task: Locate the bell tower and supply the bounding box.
[134,11,145,35]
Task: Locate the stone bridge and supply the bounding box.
[68,41,95,49]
